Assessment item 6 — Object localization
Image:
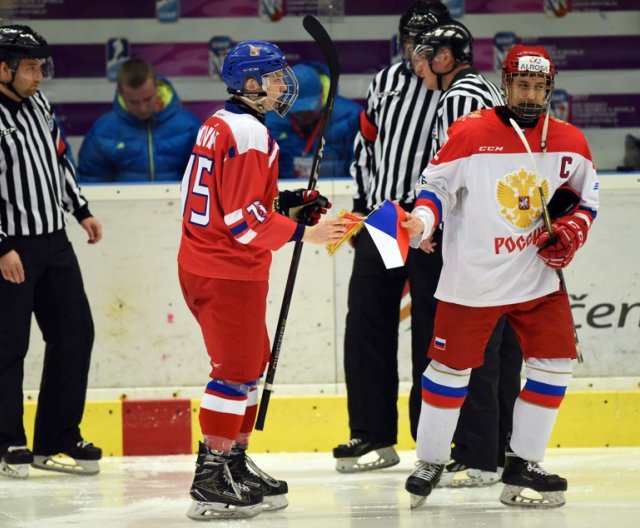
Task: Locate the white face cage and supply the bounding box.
[261,65,299,117]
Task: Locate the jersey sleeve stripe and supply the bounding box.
[237,229,257,245]
[224,209,243,225]
[416,189,443,225]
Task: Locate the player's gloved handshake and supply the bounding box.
[276,189,331,226]
[535,213,590,269]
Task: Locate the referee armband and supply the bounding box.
[359,111,378,142]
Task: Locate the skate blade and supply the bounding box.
[32,455,100,476]
[186,500,262,520]
[437,469,500,488]
[1,462,29,479]
[409,493,427,509]
[262,493,288,511]
[500,484,566,508]
[335,447,400,473]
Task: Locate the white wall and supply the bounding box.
[23,176,640,391]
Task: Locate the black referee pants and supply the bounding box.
[344,228,442,445]
[0,230,94,457]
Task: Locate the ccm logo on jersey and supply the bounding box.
[479,146,504,152]
[494,225,546,254]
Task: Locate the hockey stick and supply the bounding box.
[255,15,341,430]
[509,118,584,363]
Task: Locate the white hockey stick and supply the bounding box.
[509,117,584,363]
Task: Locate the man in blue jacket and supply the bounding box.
[265,62,361,179]
[78,57,200,182]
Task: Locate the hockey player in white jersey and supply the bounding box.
[410,18,524,490]
[401,44,599,509]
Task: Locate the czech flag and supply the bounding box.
[364,200,409,269]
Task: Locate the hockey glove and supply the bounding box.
[275,189,331,226]
[535,213,590,269]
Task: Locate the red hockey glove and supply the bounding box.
[276,189,331,226]
[535,213,590,269]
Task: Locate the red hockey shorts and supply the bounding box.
[179,266,270,383]
[428,289,576,370]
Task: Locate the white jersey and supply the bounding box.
[414,108,599,307]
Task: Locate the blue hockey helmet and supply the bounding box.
[222,40,299,117]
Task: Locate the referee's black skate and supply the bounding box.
[437,459,501,488]
[405,460,444,509]
[187,442,263,520]
[332,438,400,473]
[500,452,567,508]
[228,447,288,511]
[1,446,34,478]
[32,441,102,475]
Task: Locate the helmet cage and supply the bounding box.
[260,65,299,117]
[502,46,556,120]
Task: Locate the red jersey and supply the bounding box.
[178,103,302,280]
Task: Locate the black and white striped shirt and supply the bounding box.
[351,62,440,213]
[0,90,89,255]
[430,67,503,159]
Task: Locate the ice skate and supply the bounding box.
[405,460,444,509]
[32,441,102,475]
[437,460,501,488]
[500,452,567,508]
[332,438,400,473]
[187,442,263,520]
[1,445,34,479]
[228,447,288,511]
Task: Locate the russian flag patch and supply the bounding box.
[434,337,446,350]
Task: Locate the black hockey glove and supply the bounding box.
[275,189,331,226]
[547,184,581,220]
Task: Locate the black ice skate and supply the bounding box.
[228,447,288,511]
[1,445,34,479]
[332,438,400,473]
[187,442,263,520]
[437,460,501,488]
[32,441,102,475]
[405,460,444,509]
[500,452,567,508]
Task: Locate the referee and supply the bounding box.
[332,1,451,472]
[0,25,103,479]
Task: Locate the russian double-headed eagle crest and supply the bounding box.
[496,168,550,229]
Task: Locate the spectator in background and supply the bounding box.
[265,62,361,179]
[77,57,200,182]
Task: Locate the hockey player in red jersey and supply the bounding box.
[401,44,598,509]
[178,40,347,520]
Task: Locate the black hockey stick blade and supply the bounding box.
[255,17,341,431]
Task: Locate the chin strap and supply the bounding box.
[0,69,25,100]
